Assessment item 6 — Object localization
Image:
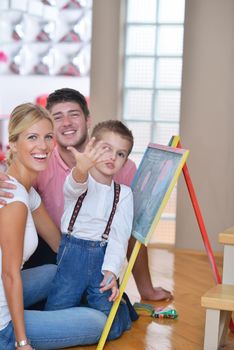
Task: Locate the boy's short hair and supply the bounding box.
[91,120,134,155]
[46,88,90,119]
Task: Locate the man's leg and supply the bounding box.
[127,236,173,301]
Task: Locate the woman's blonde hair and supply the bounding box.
[7,103,53,165]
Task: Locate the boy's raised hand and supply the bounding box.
[68,137,111,183]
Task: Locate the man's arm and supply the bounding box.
[114,158,136,186]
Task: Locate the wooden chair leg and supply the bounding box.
[218,310,232,347]
[203,309,232,350]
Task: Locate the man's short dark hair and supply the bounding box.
[46,88,90,118]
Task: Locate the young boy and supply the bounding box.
[45,120,134,339]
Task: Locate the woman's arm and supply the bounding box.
[0,201,32,349]
[32,202,61,253]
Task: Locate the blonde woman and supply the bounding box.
[0,103,106,350]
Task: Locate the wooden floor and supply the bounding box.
[61,246,234,350]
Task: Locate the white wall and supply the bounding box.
[176,0,234,252]
[90,0,123,124]
[0,75,89,148]
[0,75,89,115]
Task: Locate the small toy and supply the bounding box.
[133,302,178,319]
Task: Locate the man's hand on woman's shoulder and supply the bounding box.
[0,172,16,205]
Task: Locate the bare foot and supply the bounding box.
[141,287,173,301]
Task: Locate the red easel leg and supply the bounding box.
[177,141,221,284]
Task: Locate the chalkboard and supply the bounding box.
[131,143,189,245]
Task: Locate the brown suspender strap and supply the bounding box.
[67,190,87,233]
[67,182,121,241]
[101,182,121,241]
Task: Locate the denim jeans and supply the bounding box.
[45,235,132,340]
[0,264,107,350]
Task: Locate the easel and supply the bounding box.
[169,136,221,284]
[96,141,189,350]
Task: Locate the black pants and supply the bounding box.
[23,237,56,269]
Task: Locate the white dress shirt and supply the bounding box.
[61,173,134,277]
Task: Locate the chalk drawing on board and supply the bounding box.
[131,143,189,245]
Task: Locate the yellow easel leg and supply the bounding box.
[96,240,142,350]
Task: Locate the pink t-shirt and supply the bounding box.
[34,147,137,228]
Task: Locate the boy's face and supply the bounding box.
[49,101,91,151]
[95,131,131,177]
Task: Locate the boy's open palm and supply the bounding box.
[68,137,111,175]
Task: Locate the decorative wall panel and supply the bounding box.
[0,0,92,76]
